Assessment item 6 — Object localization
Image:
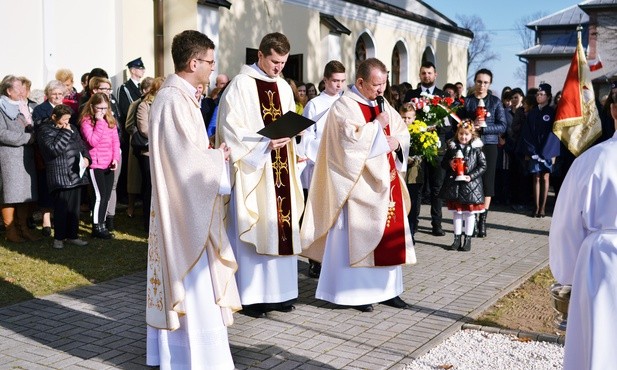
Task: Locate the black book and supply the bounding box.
[257,111,315,139]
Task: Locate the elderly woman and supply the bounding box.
[31,80,68,236]
[0,75,41,242]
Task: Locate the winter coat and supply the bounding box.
[37,121,91,193]
[0,99,38,204]
[459,94,507,145]
[79,116,120,170]
[439,138,486,205]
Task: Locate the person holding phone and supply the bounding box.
[79,92,120,239]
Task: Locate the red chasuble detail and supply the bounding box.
[358,103,406,266]
[255,79,293,255]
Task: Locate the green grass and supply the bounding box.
[0,210,148,307]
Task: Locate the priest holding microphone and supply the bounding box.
[301,58,416,312]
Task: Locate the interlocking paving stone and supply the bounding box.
[0,205,552,368]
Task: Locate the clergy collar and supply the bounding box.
[351,85,377,107]
[176,75,198,98]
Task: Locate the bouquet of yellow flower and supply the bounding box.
[409,92,462,128]
[407,119,441,165]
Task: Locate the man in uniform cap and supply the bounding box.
[116,57,146,209]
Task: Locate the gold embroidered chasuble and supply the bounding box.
[216,65,303,256]
[301,88,416,267]
[146,74,241,330]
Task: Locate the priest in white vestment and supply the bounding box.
[216,32,304,318]
[301,58,416,312]
[549,102,617,370]
[298,60,346,279]
[145,30,241,370]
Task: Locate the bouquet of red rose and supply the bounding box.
[409,92,463,128]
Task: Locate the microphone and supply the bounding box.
[376,95,385,112]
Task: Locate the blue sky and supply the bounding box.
[424,0,582,92]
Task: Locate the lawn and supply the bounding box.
[0,210,148,307]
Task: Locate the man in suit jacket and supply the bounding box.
[404,61,448,237]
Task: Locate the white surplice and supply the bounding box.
[549,133,617,370]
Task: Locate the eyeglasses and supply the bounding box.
[94,106,108,111]
[96,87,112,92]
[196,58,216,66]
[475,81,490,85]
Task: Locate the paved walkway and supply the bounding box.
[0,204,552,369]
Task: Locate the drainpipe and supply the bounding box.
[154,0,164,76]
[518,56,529,92]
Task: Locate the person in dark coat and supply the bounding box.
[404,61,449,237]
[439,119,486,252]
[521,83,559,218]
[37,104,91,249]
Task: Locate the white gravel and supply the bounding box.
[404,329,564,370]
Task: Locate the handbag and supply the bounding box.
[131,130,148,151]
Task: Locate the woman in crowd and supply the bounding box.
[55,69,80,114]
[31,80,68,236]
[459,68,506,238]
[521,83,558,218]
[38,104,91,249]
[0,75,41,242]
[306,82,318,102]
[135,76,164,232]
[79,92,120,239]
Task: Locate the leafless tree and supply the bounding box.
[456,14,499,85]
[514,12,547,84]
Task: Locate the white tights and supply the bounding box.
[452,212,476,236]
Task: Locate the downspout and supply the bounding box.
[154,0,164,76]
[518,56,529,92]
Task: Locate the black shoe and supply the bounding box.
[42,226,52,237]
[92,224,113,239]
[242,304,267,318]
[308,260,321,278]
[105,217,115,232]
[449,234,462,251]
[459,235,472,252]
[431,225,446,236]
[381,296,409,309]
[353,304,374,312]
[276,303,296,313]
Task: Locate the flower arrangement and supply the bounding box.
[407,119,441,165]
[410,92,463,128]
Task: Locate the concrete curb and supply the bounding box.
[461,323,566,345]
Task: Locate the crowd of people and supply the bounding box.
[2,27,616,369]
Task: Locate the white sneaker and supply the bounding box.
[67,238,88,247]
[53,240,64,249]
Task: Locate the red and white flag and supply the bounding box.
[553,34,602,156]
[588,52,603,71]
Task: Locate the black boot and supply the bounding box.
[460,235,472,251]
[92,224,113,239]
[105,216,115,232]
[477,211,487,238]
[308,259,321,278]
[449,234,462,251]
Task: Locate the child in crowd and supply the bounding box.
[400,102,423,239]
[37,104,91,249]
[439,119,486,251]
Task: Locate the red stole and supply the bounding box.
[255,79,294,255]
[358,103,406,266]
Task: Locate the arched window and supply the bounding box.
[391,47,401,85]
[355,37,366,65]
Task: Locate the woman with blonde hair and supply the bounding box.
[134,76,164,231]
[79,92,120,239]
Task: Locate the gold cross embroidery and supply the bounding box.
[277,196,291,241]
[271,148,288,188]
[262,90,281,121]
